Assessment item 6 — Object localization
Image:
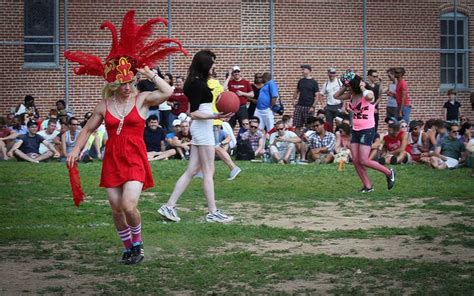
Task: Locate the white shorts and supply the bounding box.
[190,103,215,146]
[443,156,459,169]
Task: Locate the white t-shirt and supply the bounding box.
[320,79,342,106]
[41,119,61,132]
[269,130,297,150]
[37,130,59,154]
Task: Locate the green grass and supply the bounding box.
[0,160,473,294]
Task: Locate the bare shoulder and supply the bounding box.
[94,99,107,117]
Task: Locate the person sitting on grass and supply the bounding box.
[269,120,301,164]
[407,120,429,163]
[239,120,265,159]
[0,116,18,160]
[381,122,409,164]
[144,115,167,161]
[37,118,61,157]
[334,122,352,164]
[430,123,466,170]
[308,117,336,164]
[173,120,192,160]
[7,120,60,163]
[61,117,81,161]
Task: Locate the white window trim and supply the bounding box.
[23,0,60,69]
[440,12,469,90]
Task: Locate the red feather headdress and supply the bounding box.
[64,10,188,83]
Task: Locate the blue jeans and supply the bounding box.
[398,106,411,122]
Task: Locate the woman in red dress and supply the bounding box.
[67,67,172,264]
[64,10,187,264]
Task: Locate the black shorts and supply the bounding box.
[351,128,375,146]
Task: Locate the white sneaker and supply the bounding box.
[227,167,242,181]
[206,210,234,223]
[158,205,181,222]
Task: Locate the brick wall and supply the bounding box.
[1,0,473,126]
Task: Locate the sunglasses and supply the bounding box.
[276,128,284,131]
[401,125,408,128]
[451,130,459,133]
[250,126,258,129]
[233,70,240,73]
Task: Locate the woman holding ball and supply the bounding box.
[158,50,234,223]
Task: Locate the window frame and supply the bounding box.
[23,0,60,69]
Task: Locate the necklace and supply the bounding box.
[113,95,130,135]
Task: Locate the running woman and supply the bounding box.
[334,72,396,192]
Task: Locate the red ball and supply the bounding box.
[216,91,240,113]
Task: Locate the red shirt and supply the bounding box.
[383,131,405,152]
[0,127,12,138]
[168,88,189,116]
[395,79,410,107]
[228,78,252,106]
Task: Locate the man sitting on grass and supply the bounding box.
[8,120,60,163]
[269,120,301,164]
[430,123,466,169]
[307,117,335,164]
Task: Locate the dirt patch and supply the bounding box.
[229,199,473,232]
[0,242,123,295]
[211,237,474,263]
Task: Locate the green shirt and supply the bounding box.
[437,136,465,160]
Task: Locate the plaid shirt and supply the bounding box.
[309,131,336,152]
[241,130,264,151]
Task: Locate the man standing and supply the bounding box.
[365,69,383,131]
[227,66,254,129]
[317,68,341,131]
[293,64,319,136]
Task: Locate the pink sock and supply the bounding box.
[117,227,133,249]
[130,223,142,244]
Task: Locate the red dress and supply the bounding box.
[100,100,154,190]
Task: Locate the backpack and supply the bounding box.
[235,139,255,160]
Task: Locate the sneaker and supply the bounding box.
[206,209,234,223]
[296,160,308,165]
[386,168,396,190]
[119,249,132,264]
[158,205,181,222]
[127,243,144,265]
[193,171,204,179]
[227,167,242,181]
[360,186,374,193]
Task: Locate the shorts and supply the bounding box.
[443,156,459,169]
[351,128,375,146]
[293,105,314,128]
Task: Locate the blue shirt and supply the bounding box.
[257,80,279,110]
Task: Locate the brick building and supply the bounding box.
[1,0,473,126]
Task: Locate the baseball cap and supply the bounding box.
[172,119,181,127]
[301,64,312,71]
[27,120,38,128]
[328,67,337,73]
[232,66,240,72]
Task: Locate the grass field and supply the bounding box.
[0,160,473,295]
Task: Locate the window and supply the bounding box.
[440,12,469,89]
[24,0,59,68]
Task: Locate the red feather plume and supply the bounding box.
[64,10,188,82]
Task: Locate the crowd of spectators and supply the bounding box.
[1,65,473,177]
